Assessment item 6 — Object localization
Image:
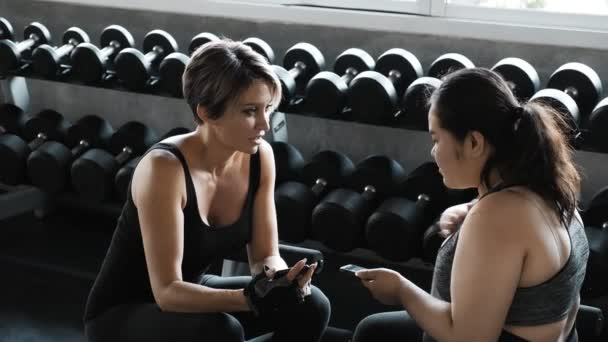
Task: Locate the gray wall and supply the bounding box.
[1,0,608,205]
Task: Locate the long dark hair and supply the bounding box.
[430,68,581,227]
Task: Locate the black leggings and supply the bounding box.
[352,311,578,342]
[84,275,331,342]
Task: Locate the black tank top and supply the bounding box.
[84,143,261,322]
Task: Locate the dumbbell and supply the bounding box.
[0,109,70,185]
[491,57,540,101]
[421,188,478,264]
[270,141,305,186]
[427,53,474,79]
[276,150,355,243]
[243,37,275,63]
[547,62,603,119]
[114,30,178,90]
[530,88,581,140]
[31,27,90,79]
[71,25,135,84]
[304,48,375,118]
[26,115,114,194]
[159,32,220,97]
[189,32,220,55]
[273,43,325,110]
[395,76,442,130]
[311,155,406,252]
[0,103,29,136]
[71,122,158,202]
[0,22,51,75]
[588,98,608,152]
[114,126,190,202]
[581,186,608,298]
[365,162,446,261]
[347,48,423,124]
[0,17,14,40]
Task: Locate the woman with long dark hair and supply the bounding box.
[353,68,588,342]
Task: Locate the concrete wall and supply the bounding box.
[1,0,608,205]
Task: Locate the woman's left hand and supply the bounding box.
[356,268,406,306]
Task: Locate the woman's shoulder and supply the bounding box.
[465,186,540,236]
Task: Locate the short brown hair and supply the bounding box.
[183,39,282,124]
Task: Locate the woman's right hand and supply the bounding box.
[437,200,477,237]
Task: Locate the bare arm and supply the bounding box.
[133,150,249,313]
[396,193,525,341]
[246,141,288,275]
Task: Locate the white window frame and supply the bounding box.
[42,0,608,50]
[438,1,608,32]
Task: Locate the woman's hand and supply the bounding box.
[355,268,406,306]
[437,200,477,237]
[265,258,317,297]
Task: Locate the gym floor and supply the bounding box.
[0,211,111,342]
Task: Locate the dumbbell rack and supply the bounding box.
[5,72,608,331]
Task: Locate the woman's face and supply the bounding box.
[205,79,274,154]
[428,105,487,189]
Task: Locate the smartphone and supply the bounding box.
[339,264,367,275]
[273,264,311,279]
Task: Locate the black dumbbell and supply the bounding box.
[31,27,90,79]
[276,150,355,243]
[273,43,325,110]
[159,32,220,97]
[0,109,70,185]
[365,162,446,261]
[588,98,608,152]
[366,194,431,261]
[114,30,178,90]
[114,126,190,202]
[26,115,114,194]
[0,22,51,75]
[71,122,158,202]
[165,32,219,95]
[189,32,220,55]
[305,48,375,118]
[71,25,135,84]
[347,48,423,124]
[0,103,29,136]
[547,62,603,118]
[395,76,442,130]
[427,53,474,79]
[243,37,275,63]
[421,188,478,264]
[270,141,305,186]
[581,186,608,298]
[311,155,406,252]
[530,88,581,140]
[0,17,14,41]
[492,57,540,101]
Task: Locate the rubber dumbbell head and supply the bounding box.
[305,48,375,118]
[547,62,603,118]
[588,98,608,152]
[428,53,474,79]
[0,17,14,40]
[32,27,89,79]
[396,76,441,130]
[71,25,134,84]
[0,104,28,136]
[243,37,275,63]
[492,57,540,101]
[0,22,51,75]
[159,52,190,97]
[27,115,114,194]
[189,32,219,55]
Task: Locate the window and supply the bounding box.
[447,0,608,16]
[441,0,608,30]
[221,0,432,15]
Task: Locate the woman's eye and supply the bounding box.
[245,108,256,116]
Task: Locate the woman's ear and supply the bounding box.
[196,104,209,124]
[466,131,487,158]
